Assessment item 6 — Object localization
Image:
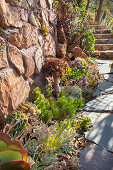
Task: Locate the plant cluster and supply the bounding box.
[61,57,88,87]
[4,109,91,170]
[60,57,99,102]
[32,87,84,122]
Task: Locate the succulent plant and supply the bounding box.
[0,132,30,170]
[42,58,68,95]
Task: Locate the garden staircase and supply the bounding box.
[89,22,113,59]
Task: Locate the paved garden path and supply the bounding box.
[80,59,113,170]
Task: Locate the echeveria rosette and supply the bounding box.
[0,132,30,170]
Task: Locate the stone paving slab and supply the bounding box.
[97,63,113,74]
[104,74,113,82]
[80,144,113,170]
[94,81,113,96]
[83,112,113,152]
[84,94,113,112]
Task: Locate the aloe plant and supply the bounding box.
[0,132,30,170]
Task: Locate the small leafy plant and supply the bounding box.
[80,116,91,130]
[40,23,49,37]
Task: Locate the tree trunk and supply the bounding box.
[53,72,61,96]
[95,0,104,24]
[86,0,90,10]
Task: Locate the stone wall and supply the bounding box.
[0,0,56,115]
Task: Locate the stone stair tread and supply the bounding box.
[95,38,113,44]
[94,34,113,39]
[94,29,111,34]
[94,50,113,52]
[94,50,113,59]
[95,44,113,51]
[95,44,113,45]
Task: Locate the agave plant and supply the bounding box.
[0,132,30,170]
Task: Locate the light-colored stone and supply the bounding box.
[8,45,24,75]
[104,74,113,82]
[80,144,113,170]
[84,93,113,112]
[0,68,30,115]
[34,46,44,74]
[20,8,28,22]
[83,112,113,152]
[0,37,8,68]
[41,9,49,27]
[38,34,44,47]
[97,63,113,74]
[22,53,35,79]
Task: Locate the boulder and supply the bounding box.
[9,23,39,49]
[22,53,35,79]
[0,68,30,115]
[8,45,24,75]
[0,0,24,28]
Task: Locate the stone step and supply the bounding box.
[94,50,113,59]
[94,29,111,34]
[95,38,113,44]
[94,33,113,39]
[88,25,106,30]
[95,44,113,51]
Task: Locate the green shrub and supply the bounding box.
[80,28,95,55]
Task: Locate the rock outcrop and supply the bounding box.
[0,0,56,115]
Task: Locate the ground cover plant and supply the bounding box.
[4,102,91,170]
[60,57,99,102]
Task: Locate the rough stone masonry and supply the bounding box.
[0,0,56,115]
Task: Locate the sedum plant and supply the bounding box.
[0,132,30,170]
[32,87,84,122]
